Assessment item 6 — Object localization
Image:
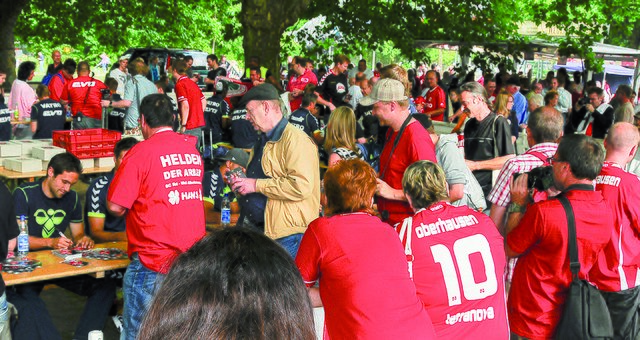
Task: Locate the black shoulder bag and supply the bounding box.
[554,195,613,340]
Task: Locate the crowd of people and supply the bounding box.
[0,50,639,340]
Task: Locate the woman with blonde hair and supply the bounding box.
[494,89,518,143]
[323,106,363,166]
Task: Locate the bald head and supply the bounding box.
[605,122,640,152]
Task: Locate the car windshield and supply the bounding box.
[185,52,208,69]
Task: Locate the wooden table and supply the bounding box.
[3,241,129,286]
[206,212,240,231]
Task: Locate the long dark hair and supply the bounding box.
[138,227,316,340]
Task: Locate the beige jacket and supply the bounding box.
[255,123,320,239]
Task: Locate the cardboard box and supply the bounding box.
[10,140,42,156]
[31,146,66,161]
[0,156,18,167]
[5,157,41,173]
[80,158,94,169]
[94,157,115,168]
[36,139,53,146]
[0,142,21,157]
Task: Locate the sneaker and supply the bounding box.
[112,315,124,333]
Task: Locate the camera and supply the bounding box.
[577,97,590,106]
[513,166,554,191]
[100,88,111,100]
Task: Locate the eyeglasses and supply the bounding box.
[549,157,564,165]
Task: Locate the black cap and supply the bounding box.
[219,148,249,168]
[239,83,279,106]
[412,113,433,130]
[506,76,521,87]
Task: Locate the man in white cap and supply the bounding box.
[110,54,130,96]
[360,78,437,226]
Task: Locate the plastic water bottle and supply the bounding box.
[13,104,19,120]
[221,193,231,227]
[17,215,29,258]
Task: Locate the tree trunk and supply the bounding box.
[240,0,310,87]
[0,0,29,91]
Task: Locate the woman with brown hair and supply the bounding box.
[296,159,436,339]
[139,228,316,340]
[323,106,363,166]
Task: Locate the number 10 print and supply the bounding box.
[431,234,498,306]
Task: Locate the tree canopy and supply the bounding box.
[0,0,636,86]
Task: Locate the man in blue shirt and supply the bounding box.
[506,76,529,125]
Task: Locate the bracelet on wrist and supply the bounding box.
[508,202,527,213]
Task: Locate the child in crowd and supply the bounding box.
[105,77,126,132]
[0,70,10,141]
[30,85,65,139]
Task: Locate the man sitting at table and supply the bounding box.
[7,152,116,340]
[203,148,248,224]
[85,137,139,242]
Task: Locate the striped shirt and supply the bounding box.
[488,143,558,207]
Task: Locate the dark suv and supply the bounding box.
[122,47,209,90]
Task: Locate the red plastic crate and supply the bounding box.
[52,129,122,159]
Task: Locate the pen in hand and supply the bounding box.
[57,231,73,249]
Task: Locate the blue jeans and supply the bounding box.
[0,292,10,340]
[121,253,163,340]
[276,233,304,259]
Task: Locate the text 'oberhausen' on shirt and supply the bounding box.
[160,153,202,168]
[415,215,479,238]
[595,174,621,187]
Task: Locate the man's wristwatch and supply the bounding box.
[508,202,527,213]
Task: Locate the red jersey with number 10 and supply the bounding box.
[397,203,509,339]
[591,162,640,292]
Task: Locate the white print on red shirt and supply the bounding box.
[160,153,203,201]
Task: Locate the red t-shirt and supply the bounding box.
[175,76,205,130]
[397,203,509,339]
[48,72,70,101]
[287,69,318,111]
[296,213,436,339]
[60,76,108,120]
[424,86,446,121]
[377,120,437,226]
[507,189,612,339]
[107,129,205,274]
[591,162,640,292]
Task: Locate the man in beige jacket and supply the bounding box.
[231,83,320,258]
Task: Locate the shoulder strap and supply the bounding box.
[380,114,413,178]
[557,195,580,278]
[82,77,94,105]
[398,217,414,279]
[527,150,549,165]
[490,114,499,157]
